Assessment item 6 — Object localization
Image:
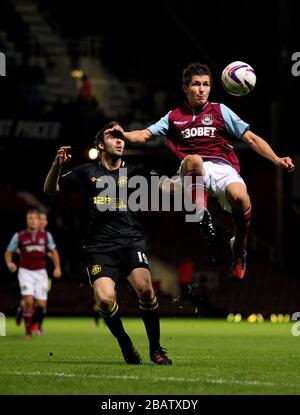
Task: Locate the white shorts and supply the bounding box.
[178,159,246,213]
[18,267,48,300]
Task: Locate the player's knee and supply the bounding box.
[37,303,47,312]
[232,197,250,212]
[227,188,250,209]
[98,296,115,307]
[183,154,204,171]
[23,297,34,309]
[138,285,154,301]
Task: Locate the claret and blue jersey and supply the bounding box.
[147,101,249,173]
[6,230,56,270]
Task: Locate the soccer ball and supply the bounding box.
[221,61,256,96]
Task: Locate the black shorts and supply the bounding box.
[83,238,150,284]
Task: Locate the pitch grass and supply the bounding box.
[1,317,300,395]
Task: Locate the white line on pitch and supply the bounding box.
[2,371,300,389]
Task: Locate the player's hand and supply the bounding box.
[55,146,72,166]
[276,157,295,172]
[53,267,62,278]
[7,262,17,273]
[106,125,125,140]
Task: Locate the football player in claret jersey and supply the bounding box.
[107,63,294,280]
[14,211,62,332]
[43,121,172,365]
[4,209,62,338]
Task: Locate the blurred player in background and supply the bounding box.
[107,63,294,280]
[4,209,62,338]
[14,211,62,330]
[43,121,172,365]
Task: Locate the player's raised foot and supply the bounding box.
[230,252,247,279]
[198,208,216,263]
[120,341,142,364]
[229,237,247,280]
[198,209,215,242]
[15,305,23,326]
[150,347,172,365]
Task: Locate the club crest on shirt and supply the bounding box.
[90,176,102,183]
[201,114,213,125]
[91,264,102,275]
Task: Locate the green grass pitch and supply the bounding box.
[1,317,300,395]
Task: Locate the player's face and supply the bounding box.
[102,130,125,157]
[26,213,41,231]
[183,75,211,108]
[39,213,48,230]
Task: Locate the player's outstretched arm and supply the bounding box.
[107,125,153,144]
[44,146,72,195]
[242,131,295,172]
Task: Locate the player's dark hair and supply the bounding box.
[26,208,41,216]
[182,63,212,86]
[94,121,122,147]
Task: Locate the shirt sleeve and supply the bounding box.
[59,166,83,192]
[47,232,56,251]
[220,104,250,139]
[6,233,19,252]
[147,112,171,136]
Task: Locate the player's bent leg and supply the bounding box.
[18,268,36,338]
[181,155,215,241]
[93,276,116,307]
[127,268,154,300]
[182,155,207,216]
[225,182,251,279]
[15,299,23,326]
[181,154,205,176]
[93,277,141,364]
[32,299,47,336]
[22,295,35,339]
[31,269,48,334]
[128,269,172,365]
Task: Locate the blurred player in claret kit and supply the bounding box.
[107,62,295,280]
[43,121,172,365]
[4,209,62,338]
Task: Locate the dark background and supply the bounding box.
[0,0,299,317]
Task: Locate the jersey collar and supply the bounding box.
[183,100,209,115]
[98,160,126,172]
